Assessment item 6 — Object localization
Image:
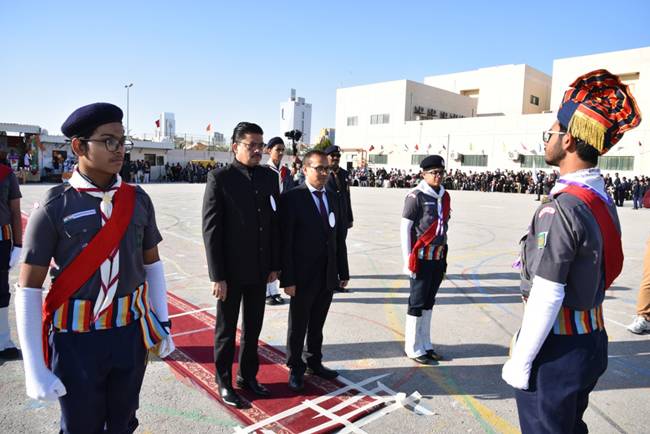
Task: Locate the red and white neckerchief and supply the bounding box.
[68,168,122,321]
[414,180,447,237]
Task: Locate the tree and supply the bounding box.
[314,136,332,151]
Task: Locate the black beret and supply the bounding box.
[324,145,341,155]
[420,155,445,170]
[61,102,123,138]
[266,136,285,149]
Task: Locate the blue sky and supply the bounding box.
[1,0,649,143]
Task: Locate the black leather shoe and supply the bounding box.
[306,364,339,380]
[266,296,280,306]
[288,371,304,392]
[218,385,243,408]
[272,294,284,304]
[236,377,271,397]
[0,347,20,360]
[411,355,436,365]
[426,349,443,361]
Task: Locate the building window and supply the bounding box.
[370,114,390,125]
[346,116,358,126]
[411,154,428,165]
[530,95,540,106]
[156,156,165,166]
[599,156,634,171]
[521,155,550,169]
[144,154,157,166]
[369,154,388,164]
[461,154,488,167]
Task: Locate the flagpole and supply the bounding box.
[446,134,450,164]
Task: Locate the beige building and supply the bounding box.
[335,47,649,175]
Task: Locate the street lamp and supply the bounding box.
[124,83,133,137]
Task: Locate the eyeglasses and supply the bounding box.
[238,141,264,151]
[308,165,330,173]
[329,153,341,158]
[82,136,133,152]
[542,130,566,143]
[424,169,445,176]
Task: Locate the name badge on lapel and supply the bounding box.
[270,195,277,212]
[328,212,336,228]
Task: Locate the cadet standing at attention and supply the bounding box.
[15,102,175,433]
[0,151,22,360]
[400,155,450,365]
[502,70,641,433]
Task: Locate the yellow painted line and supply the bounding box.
[382,255,520,434]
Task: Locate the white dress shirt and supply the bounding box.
[306,181,330,215]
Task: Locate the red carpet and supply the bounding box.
[164,293,382,433]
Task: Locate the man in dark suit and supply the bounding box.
[280,150,350,391]
[202,122,281,408]
[324,145,353,293]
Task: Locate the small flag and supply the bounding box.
[155,119,160,128]
[206,123,212,132]
[403,144,409,151]
[415,144,419,151]
[519,142,529,151]
[427,144,432,151]
[369,145,375,152]
[441,144,446,150]
[639,141,643,147]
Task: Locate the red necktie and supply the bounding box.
[312,190,329,228]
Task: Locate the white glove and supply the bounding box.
[9,246,22,269]
[402,265,416,279]
[156,327,175,358]
[15,286,67,401]
[145,261,175,358]
[501,276,565,390]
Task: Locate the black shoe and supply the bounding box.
[288,370,304,392]
[410,355,436,365]
[218,385,243,408]
[0,347,20,360]
[236,376,271,397]
[426,349,443,361]
[334,287,348,293]
[265,296,280,306]
[272,294,284,304]
[306,364,339,380]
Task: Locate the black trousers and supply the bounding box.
[0,240,11,308]
[408,258,445,316]
[286,272,333,373]
[51,321,147,434]
[515,330,608,434]
[214,282,266,385]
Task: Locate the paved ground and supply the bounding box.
[2,183,649,434]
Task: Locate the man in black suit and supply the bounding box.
[324,145,353,293]
[280,150,350,391]
[202,122,281,408]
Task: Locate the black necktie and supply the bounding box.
[312,190,329,228]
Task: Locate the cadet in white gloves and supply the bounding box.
[0,151,22,360]
[400,155,450,365]
[16,102,174,433]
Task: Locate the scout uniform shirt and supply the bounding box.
[520,193,620,311]
[22,183,162,331]
[0,169,21,239]
[402,189,448,260]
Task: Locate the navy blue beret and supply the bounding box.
[420,155,445,170]
[61,102,123,138]
[324,145,341,155]
[266,136,285,149]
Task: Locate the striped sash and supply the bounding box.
[552,305,605,335]
[417,244,446,261]
[0,224,12,241]
[51,283,168,350]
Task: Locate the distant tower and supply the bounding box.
[280,89,312,144]
[155,112,175,141]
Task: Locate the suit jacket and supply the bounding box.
[326,167,353,228]
[202,159,281,285]
[279,183,349,292]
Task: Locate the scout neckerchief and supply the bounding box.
[267,160,288,193]
[551,168,623,289]
[0,164,12,183]
[408,180,450,273]
[41,170,135,364]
